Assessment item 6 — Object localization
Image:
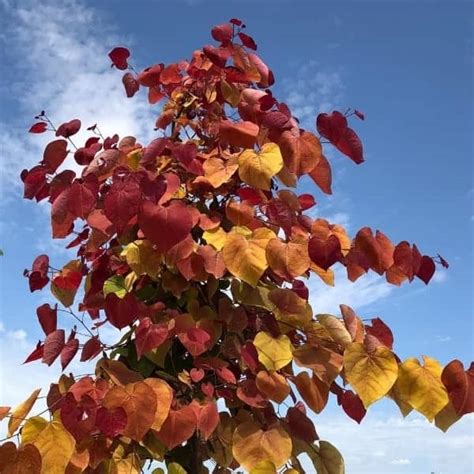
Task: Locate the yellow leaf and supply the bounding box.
[33,420,75,474]
[393,356,449,421]
[316,314,352,348]
[250,460,277,473]
[21,416,48,445]
[203,226,227,251]
[238,143,283,190]
[8,388,41,436]
[344,342,398,408]
[232,421,292,470]
[434,401,461,432]
[254,331,293,371]
[223,233,268,287]
[220,79,241,107]
[144,378,173,431]
[311,263,335,286]
[121,240,162,279]
[168,462,188,474]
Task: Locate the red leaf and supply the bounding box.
[104,293,139,329]
[216,367,237,385]
[29,122,48,133]
[178,328,212,357]
[365,318,393,349]
[193,400,219,440]
[201,382,214,397]
[96,406,127,437]
[42,139,68,173]
[308,234,342,270]
[56,119,81,138]
[138,200,194,253]
[291,280,309,300]
[104,176,141,233]
[236,379,267,408]
[298,194,316,210]
[137,64,163,87]
[122,72,139,98]
[204,45,231,68]
[109,47,130,70]
[60,337,79,370]
[441,360,474,416]
[80,336,102,362]
[28,255,50,292]
[22,165,49,201]
[23,341,44,364]
[417,255,436,284]
[309,154,332,195]
[42,329,65,366]
[68,177,98,219]
[239,32,257,50]
[230,18,243,26]
[211,23,233,43]
[160,64,181,85]
[36,303,57,335]
[241,341,259,373]
[173,142,204,175]
[317,111,364,164]
[340,390,366,423]
[190,368,205,383]
[237,187,263,205]
[287,405,318,443]
[134,317,169,359]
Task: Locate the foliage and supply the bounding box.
[1,18,472,474]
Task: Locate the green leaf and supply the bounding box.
[103,275,128,298]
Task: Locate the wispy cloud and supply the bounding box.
[0,0,156,199]
[282,60,344,129]
[309,266,393,315]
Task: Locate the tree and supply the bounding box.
[1,18,472,474]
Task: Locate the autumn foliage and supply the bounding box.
[1,18,472,474]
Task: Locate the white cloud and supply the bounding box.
[7,329,27,341]
[282,60,344,129]
[314,409,474,474]
[309,265,393,314]
[0,0,156,200]
[432,268,448,284]
[391,458,411,465]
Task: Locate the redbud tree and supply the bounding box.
[1,19,472,474]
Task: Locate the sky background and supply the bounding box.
[0,0,472,472]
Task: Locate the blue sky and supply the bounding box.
[0,0,472,472]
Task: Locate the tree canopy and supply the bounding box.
[1,18,472,474]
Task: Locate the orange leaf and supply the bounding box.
[103,381,156,441]
[293,371,329,414]
[154,405,197,449]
